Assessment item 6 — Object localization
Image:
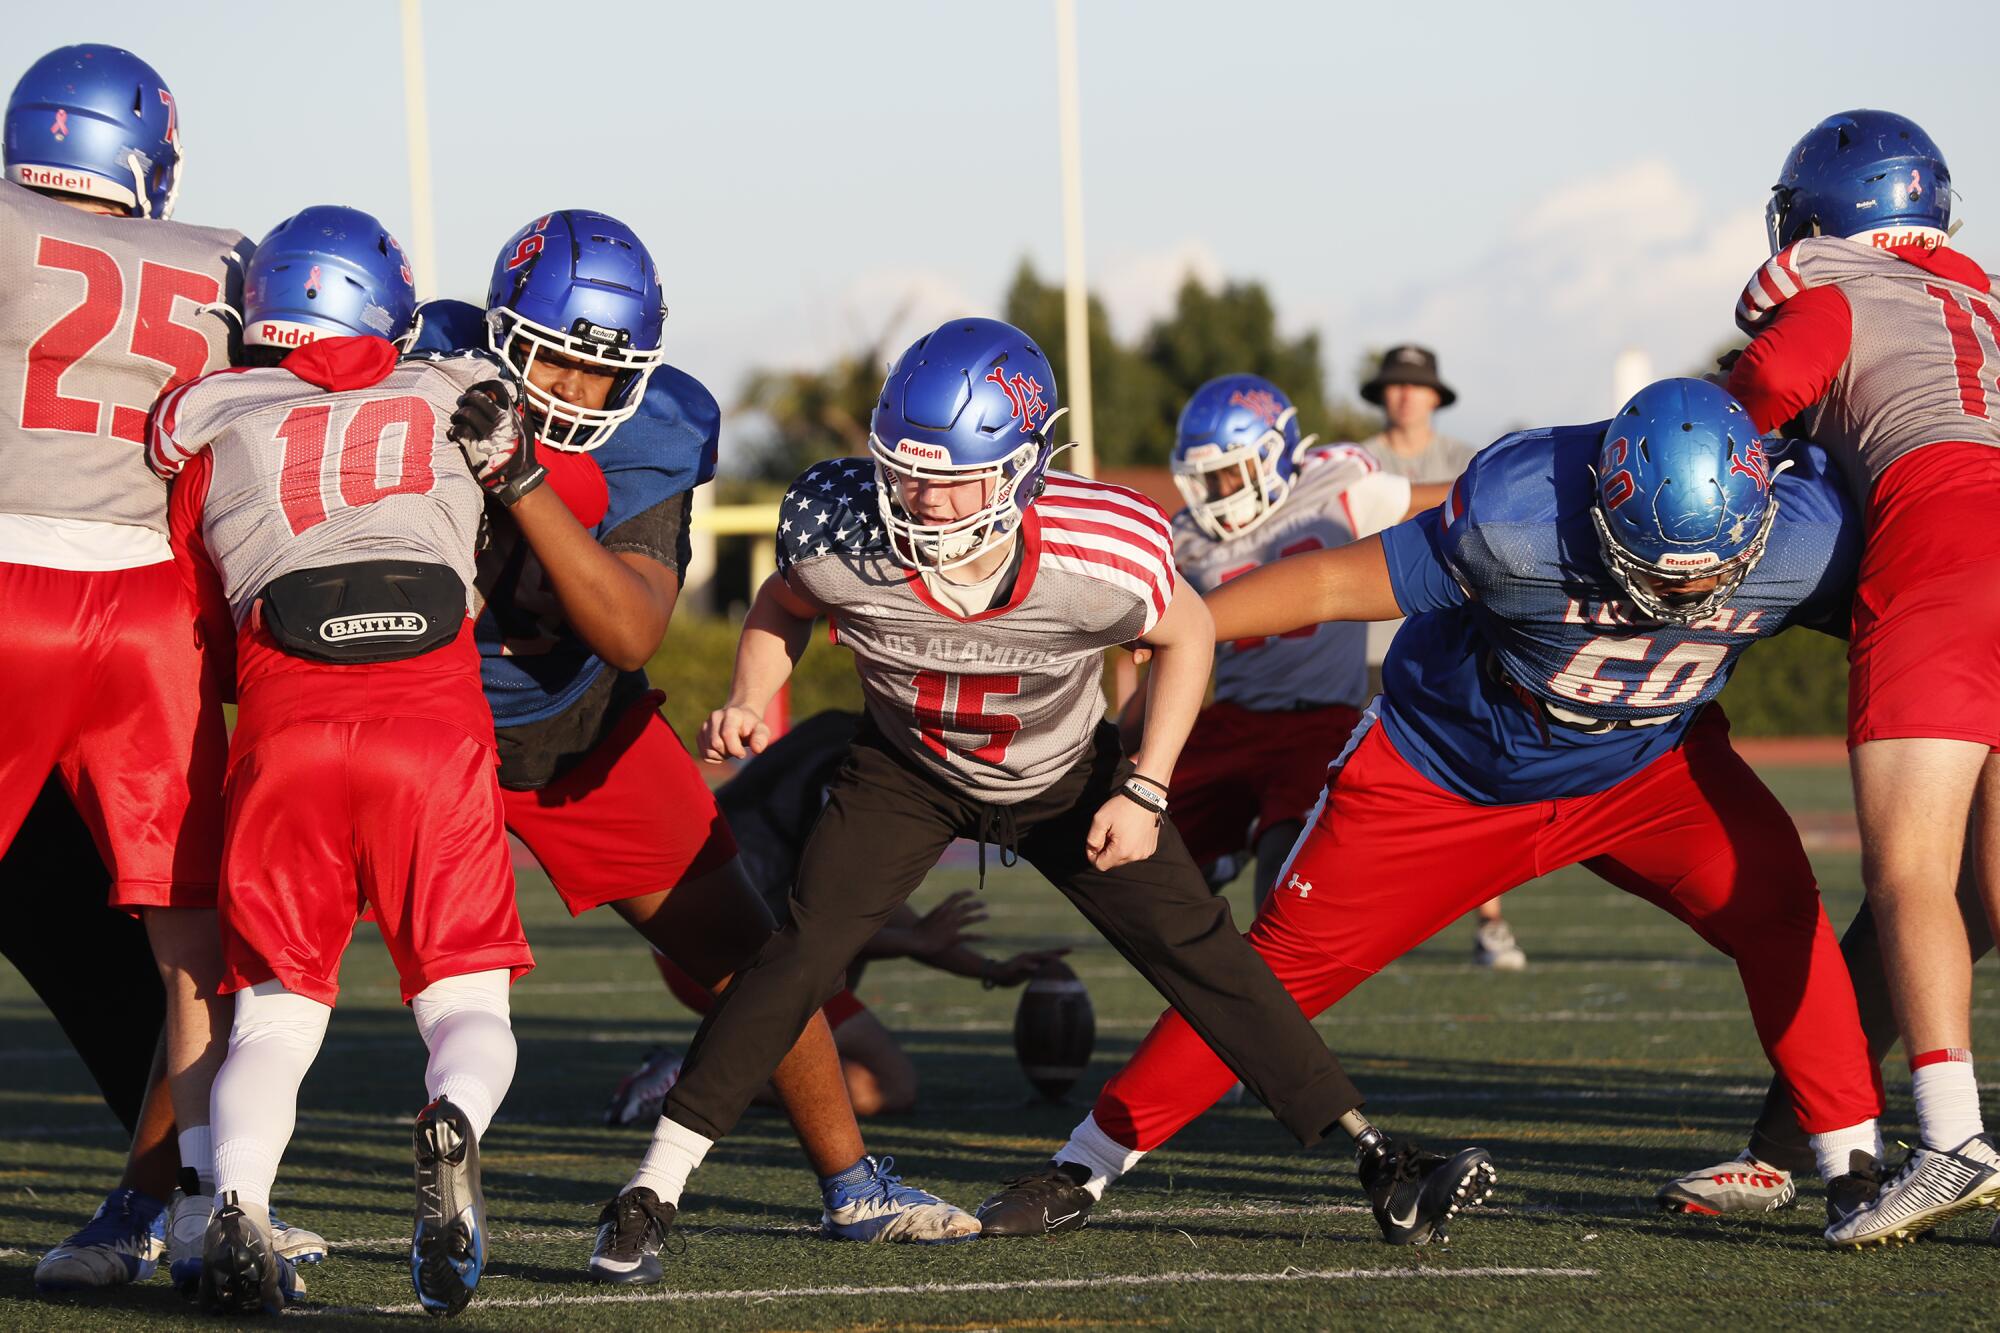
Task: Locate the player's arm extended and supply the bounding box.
[507,484,678,671]
[699,571,825,761]
[1205,535,1402,641]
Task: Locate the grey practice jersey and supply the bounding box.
[777,460,1176,803]
[148,346,492,623]
[1736,237,2000,496]
[1359,431,1477,483]
[0,181,247,532]
[1173,445,1410,710]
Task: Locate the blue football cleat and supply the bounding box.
[821,1156,980,1244]
[33,1188,166,1292]
[412,1098,486,1316]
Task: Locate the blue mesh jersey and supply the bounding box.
[1376,423,1857,804]
[410,298,719,730]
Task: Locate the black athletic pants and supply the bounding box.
[664,719,1365,1148]
[1747,865,1993,1174]
[1,779,166,1133]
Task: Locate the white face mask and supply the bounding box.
[1171,419,1304,542]
[867,434,1046,574]
[486,307,663,452]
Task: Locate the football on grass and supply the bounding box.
[1013,957,1095,1101]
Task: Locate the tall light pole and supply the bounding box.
[400,0,439,301]
[1054,0,1095,477]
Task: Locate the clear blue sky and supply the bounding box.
[13,2,1999,453]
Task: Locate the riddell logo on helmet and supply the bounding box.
[895,441,952,463]
[1657,552,1720,572]
[257,323,320,347]
[15,165,99,193]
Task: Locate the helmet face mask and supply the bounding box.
[1590,496,1779,627]
[484,211,667,453]
[1172,420,1299,541]
[870,432,1047,574]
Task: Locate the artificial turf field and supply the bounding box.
[5,761,1999,1329]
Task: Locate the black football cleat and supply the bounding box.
[412,1097,486,1317]
[1824,1150,1883,1231]
[1358,1138,1496,1245]
[975,1162,1095,1237]
[588,1187,677,1285]
[198,1195,305,1316]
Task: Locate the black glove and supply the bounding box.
[450,379,546,507]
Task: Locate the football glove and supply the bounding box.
[450,379,547,507]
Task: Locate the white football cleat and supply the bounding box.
[1657,1151,1797,1215]
[1473,918,1527,971]
[1826,1133,2000,1248]
[166,1189,216,1294]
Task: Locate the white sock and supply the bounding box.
[1808,1120,1884,1182]
[624,1118,713,1206]
[1054,1112,1147,1201]
[209,981,331,1215]
[412,970,517,1141]
[177,1124,215,1196]
[1912,1049,1984,1150]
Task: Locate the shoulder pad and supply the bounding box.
[409,298,488,355]
[591,364,720,497]
[777,459,883,571]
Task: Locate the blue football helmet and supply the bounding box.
[1766,110,1951,255]
[243,206,417,351]
[3,44,182,219]
[1171,374,1311,540]
[868,317,1067,573]
[1591,378,1780,626]
[485,210,666,451]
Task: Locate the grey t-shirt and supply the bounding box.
[1360,431,1477,483]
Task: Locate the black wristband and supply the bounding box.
[1129,772,1170,794]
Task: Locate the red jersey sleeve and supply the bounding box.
[167,452,238,703]
[1727,284,1853,434]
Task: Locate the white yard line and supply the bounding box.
[305,1263,1598,1316]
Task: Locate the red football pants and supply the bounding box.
[1093,708,1883,1150]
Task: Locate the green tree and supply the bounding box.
[737,343,889,482]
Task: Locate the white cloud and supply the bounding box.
[1335,160,1767,442]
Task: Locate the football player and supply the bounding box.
[410,213,975,1282]
[1150,373,1444,908]
[0,44,335,1293]
[1054,379,1888,1233]
[606,709,1070,1126]
[149,207,534,1316]
[1721,109,2000,1246]
[618,316,1491,1273]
